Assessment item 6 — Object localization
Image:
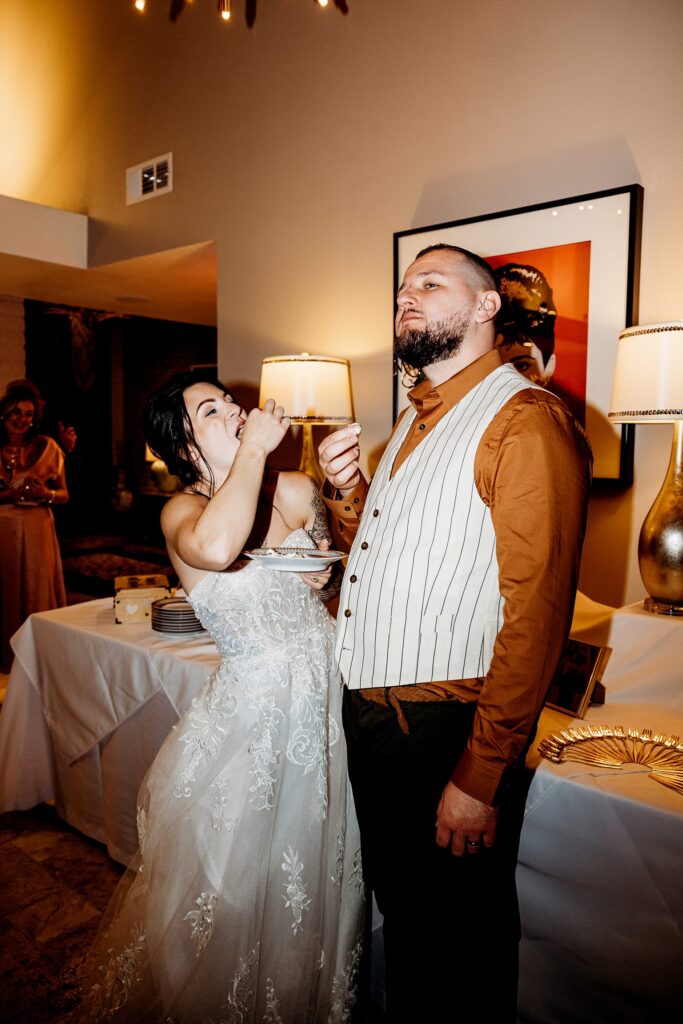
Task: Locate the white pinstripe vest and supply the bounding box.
[336,363,537,689]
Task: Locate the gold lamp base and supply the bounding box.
[298,423,325,486]
[639,421,683,615]
[643,597,683,616]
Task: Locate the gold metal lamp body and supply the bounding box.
[638,421,683,614]
[609,321,683,616]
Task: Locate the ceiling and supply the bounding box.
[0,240,217,326]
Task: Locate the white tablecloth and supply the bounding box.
[0,599,218,864]
[518,705,683,1022]
[515,595,683,1022]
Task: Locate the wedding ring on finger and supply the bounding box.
[466,839,482,849]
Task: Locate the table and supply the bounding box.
[0,598,218,864]
[516,596,683,1022]
[1,595,682,1020]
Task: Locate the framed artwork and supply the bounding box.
[393,184,643,487]
[544,639,612,719]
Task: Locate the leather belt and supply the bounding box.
[357,681,475,735]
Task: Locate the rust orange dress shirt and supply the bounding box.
[324,350,593,805]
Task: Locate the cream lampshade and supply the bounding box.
[609,321,683,614]
[259,353,354,483]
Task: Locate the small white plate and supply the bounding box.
[244,548,345,572]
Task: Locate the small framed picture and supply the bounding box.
[545,639,612,719]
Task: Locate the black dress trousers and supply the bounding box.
[343,688,528,1024]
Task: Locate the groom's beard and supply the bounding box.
[394,304,474,371]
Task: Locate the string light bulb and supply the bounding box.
[317,0,330,7]
[134,0,146,11]
[218,0,231,20]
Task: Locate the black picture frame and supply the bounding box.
[393,184,643,488]
[545,639,612,719]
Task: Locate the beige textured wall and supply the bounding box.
[1,0,682,606]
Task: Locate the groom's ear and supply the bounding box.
[475,290,501,324]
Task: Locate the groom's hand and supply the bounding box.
[435,781,498,857]
[318,424,362,495]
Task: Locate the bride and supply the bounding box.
[80,373,364,1023]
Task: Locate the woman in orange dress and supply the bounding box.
[0,381,68,671]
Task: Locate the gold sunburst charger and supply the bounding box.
[539,724,683,796]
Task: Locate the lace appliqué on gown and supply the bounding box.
[173,669,238,799]
[184,892,218,957]
[244,675,285,811]
[263,979,283,1024]
[92,923,146,1019]
[328,939,362,1024]
[222,944,260,1023]
[281,846,311,935]
[210,778,235,833]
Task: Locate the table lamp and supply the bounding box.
[608,321,683,615]
[259,353,354,483]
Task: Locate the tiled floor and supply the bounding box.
[0,805,124,1023]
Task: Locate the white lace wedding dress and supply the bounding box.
[81,530,364,1023]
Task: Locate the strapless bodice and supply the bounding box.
[186,529,331,663]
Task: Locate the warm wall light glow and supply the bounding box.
[318,0,330,7]
[0,7,85,200]
[134,0,146,12]
[218,0,231,20]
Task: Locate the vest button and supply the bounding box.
[350,575,357,583]
[418,423,426,430]
[353,497,360,503]
[344,609,352,618]
[344,506,351,512]
[372,509,379,517]
[361,542,369,550]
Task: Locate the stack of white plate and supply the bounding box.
[151,597,203,635]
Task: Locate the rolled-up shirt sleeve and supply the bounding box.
[450,391,593,805]
[321,477,369,544]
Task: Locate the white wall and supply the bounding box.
[1,0,682,605]
[0,195,87,267]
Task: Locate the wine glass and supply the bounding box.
[15,481,34,504]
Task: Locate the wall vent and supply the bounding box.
[126,152,173,205]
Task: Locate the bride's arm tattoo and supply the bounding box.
[308,480,332,547]
[307,478,342,601]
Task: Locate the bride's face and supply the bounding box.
[183,383,246,481]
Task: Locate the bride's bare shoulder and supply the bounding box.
[273,470,314,519]
[160,490,207,531]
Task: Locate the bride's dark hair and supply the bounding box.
[144,371,229,493]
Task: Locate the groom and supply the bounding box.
[319,244,592,1021]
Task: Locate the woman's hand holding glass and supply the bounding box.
[13,474,52,503]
